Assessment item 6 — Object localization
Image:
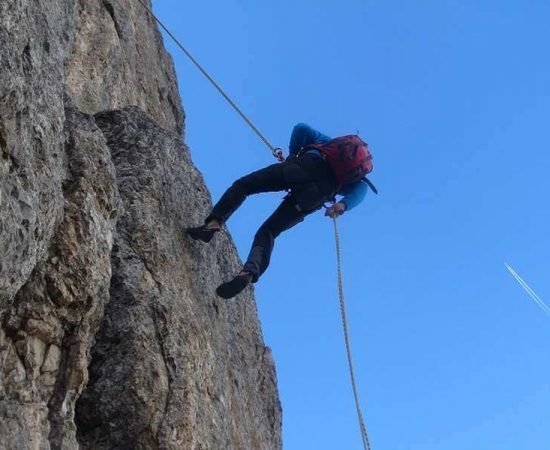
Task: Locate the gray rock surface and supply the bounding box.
[76,108,280,450]
[66,0,184,136]
[1,107,119,449]
[0,0,73,309]
[1,1,281,449]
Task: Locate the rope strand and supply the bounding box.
[333,217,372,450]
[135,0,276,152]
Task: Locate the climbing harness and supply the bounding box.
[135,1,372,446]
[333,217,372,450]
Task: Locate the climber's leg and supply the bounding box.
[187,158,316,243]
[215,196,308,299]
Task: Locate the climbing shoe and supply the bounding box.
[186,225,220,243]
[216,273,252,299]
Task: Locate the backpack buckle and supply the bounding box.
[272,147,285,162]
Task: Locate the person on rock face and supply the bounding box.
[187,123,375,299]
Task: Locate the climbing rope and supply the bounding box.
[135,0,284,161]
[333,217,372,450]
[136,0,371,446]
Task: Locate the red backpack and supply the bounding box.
[308,135,374,187]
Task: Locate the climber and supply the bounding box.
[187,123,375,299]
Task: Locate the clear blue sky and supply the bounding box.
[153,1,549,449]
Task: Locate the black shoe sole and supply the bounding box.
[186,226,218,243]
[216,275,251,299]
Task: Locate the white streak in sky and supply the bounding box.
[505,262,550,316]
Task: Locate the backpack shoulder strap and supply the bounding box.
[362,177,378,195]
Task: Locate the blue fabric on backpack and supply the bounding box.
[288,123,368,211]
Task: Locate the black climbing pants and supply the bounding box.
[207,154,338,282]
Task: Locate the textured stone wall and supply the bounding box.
[75,107,280,450]
[1,107,119,449]
[0,0,73,310]
[66,0,184,136]
[0,1,281,449]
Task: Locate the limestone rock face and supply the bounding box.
[1,1,281,449]
[1,107,119,449]
[75,108,280,450]
[66,0,184,136]
[0,0,73,310]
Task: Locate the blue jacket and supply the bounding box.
[288,123,368,211]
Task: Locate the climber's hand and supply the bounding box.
[325,202,346,218]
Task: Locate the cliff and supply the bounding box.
[0,1,282,448]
